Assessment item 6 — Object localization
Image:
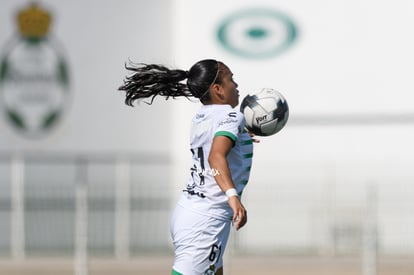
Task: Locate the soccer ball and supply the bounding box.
[240,88,289,136]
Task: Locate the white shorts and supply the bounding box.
[170,204,231,275]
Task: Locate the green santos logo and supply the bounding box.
[0,3,70,138]
[217,8,298,59]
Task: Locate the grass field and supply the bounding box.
[1,255,414,275]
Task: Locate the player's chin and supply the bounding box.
[231,98,239,108]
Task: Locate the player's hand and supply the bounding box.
[228,196,247,230]
[247,130,260,143]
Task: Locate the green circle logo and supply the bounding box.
[217,8,298,59]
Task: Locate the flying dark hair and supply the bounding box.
[118,59,222,106]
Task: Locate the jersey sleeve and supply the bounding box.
[214,110,244,142]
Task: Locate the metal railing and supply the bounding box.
[0,152,172,262]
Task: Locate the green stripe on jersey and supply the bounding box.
[172,269,183,275]
[245,166,251,172]
[215,131,237,142]
[241,180,249,185]
[241,139,253,145]
[243,153,253,158]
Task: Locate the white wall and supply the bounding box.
[171,0,414,253]
[1,0,414,254]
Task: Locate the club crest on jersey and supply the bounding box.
[204,264,216,275]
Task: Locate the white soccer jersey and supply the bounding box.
[177,104,253,221]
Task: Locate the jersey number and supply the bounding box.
[191,147,206,185]
[208,244,222,262]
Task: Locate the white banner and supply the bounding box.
[0,0,172,153]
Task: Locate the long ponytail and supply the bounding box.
[118,59,220,106]
[118,62,191,106]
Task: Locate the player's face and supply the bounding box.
[219,66,239,108]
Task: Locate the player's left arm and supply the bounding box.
[208,135,247,230]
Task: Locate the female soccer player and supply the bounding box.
[119,59,255,275]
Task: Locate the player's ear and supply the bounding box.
[211,83,224,99]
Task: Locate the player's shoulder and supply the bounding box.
[215,106,244,132]
[214,105,243,120]
[198,104,243,126]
